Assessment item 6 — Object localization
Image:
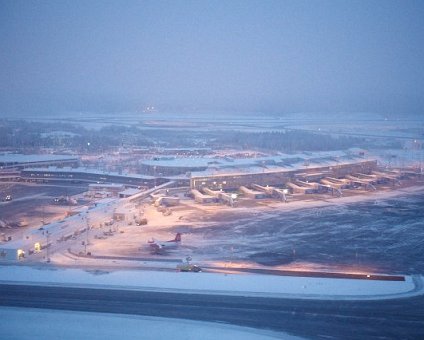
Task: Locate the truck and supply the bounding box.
[176,263,202,272]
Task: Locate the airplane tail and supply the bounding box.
[174,233,182,242]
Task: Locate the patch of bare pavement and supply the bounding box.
[66,250,407,281]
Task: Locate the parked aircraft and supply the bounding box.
[148,233,181,253]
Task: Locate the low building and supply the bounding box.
[154,196,180,207]
[21,167,158,187]
[119,188,142,198]
[0,154,79,169]
[89,183,125,196]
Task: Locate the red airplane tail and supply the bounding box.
[174,233,182,242]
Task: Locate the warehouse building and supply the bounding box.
[0,154,79,169]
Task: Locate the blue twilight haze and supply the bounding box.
[0,0,423,116]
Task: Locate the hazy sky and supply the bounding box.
[1,0,423,116]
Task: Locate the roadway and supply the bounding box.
[1,283,423,339]
[65,251,408,281]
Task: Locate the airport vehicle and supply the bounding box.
[104,219,114,226]
[135,218,148,226]
[176,263,202,272]
[148,233,181,253]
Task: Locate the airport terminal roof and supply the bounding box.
[190,150,375,178]
[22,166,154,180]
[142,158,212,168]
[89,183,125,188]
[141,149,373,176]
[0,153,78,165]
[141,149,371,171]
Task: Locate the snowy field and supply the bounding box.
[0,265,421,300]
[0,307,298,340]
[59,185,424,280]
[24,111,424,140]
[182,189,424,275]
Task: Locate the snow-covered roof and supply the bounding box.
[142,158,211,168]
[89,183,125,188]
[119,188,141,196]
[141,149,372,172]
[191,152,375,178]
[0,240,26,249]
[22,166,154,180]
[0,154,78,164]
[40,131,79,138]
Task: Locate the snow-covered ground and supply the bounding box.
[0,307,298,340]
[0,266,421,300]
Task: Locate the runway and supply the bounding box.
[1,283,423,339]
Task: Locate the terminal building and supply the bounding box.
[0,154,79,169]
[190,156,377,190]
[140,157,213,176]
[20,167,159,187]
[140,149,377,191]
[2,149,379,196]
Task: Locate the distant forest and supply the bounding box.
[211,130,365,152]
[0,119,396,153]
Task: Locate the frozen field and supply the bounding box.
[0,307,294,340]
[178,190,424,275]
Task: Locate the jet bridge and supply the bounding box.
[239,186,267,199]
[295,180,319,189]
[295,180,330,192]
[320,178,344,189]
[372,171,401,185]
[325,177,351,185]
[287,182,314,194]
[355,173,378,181]
[191,189,216,204]
[345,175,376,191]
[321,177,351,189]
[319,179,343,196]
[251,184,288,202]
[372,171,399,180]
[202,188,237,206]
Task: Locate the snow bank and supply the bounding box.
[0,265,421,300]
[0,307,297,340]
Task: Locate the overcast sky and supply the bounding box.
[1,0,423,116]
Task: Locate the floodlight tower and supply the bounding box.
[46,231,51,263]
[85,215,90,255]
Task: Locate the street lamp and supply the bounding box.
[85,215,90,255]
[46,231,51,263]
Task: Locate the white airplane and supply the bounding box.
[148,233,181,253]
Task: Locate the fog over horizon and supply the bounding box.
[1,0,424,118]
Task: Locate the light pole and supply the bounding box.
[85,216,90,255]
[46,231,50,263]
[41,206,46,225]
